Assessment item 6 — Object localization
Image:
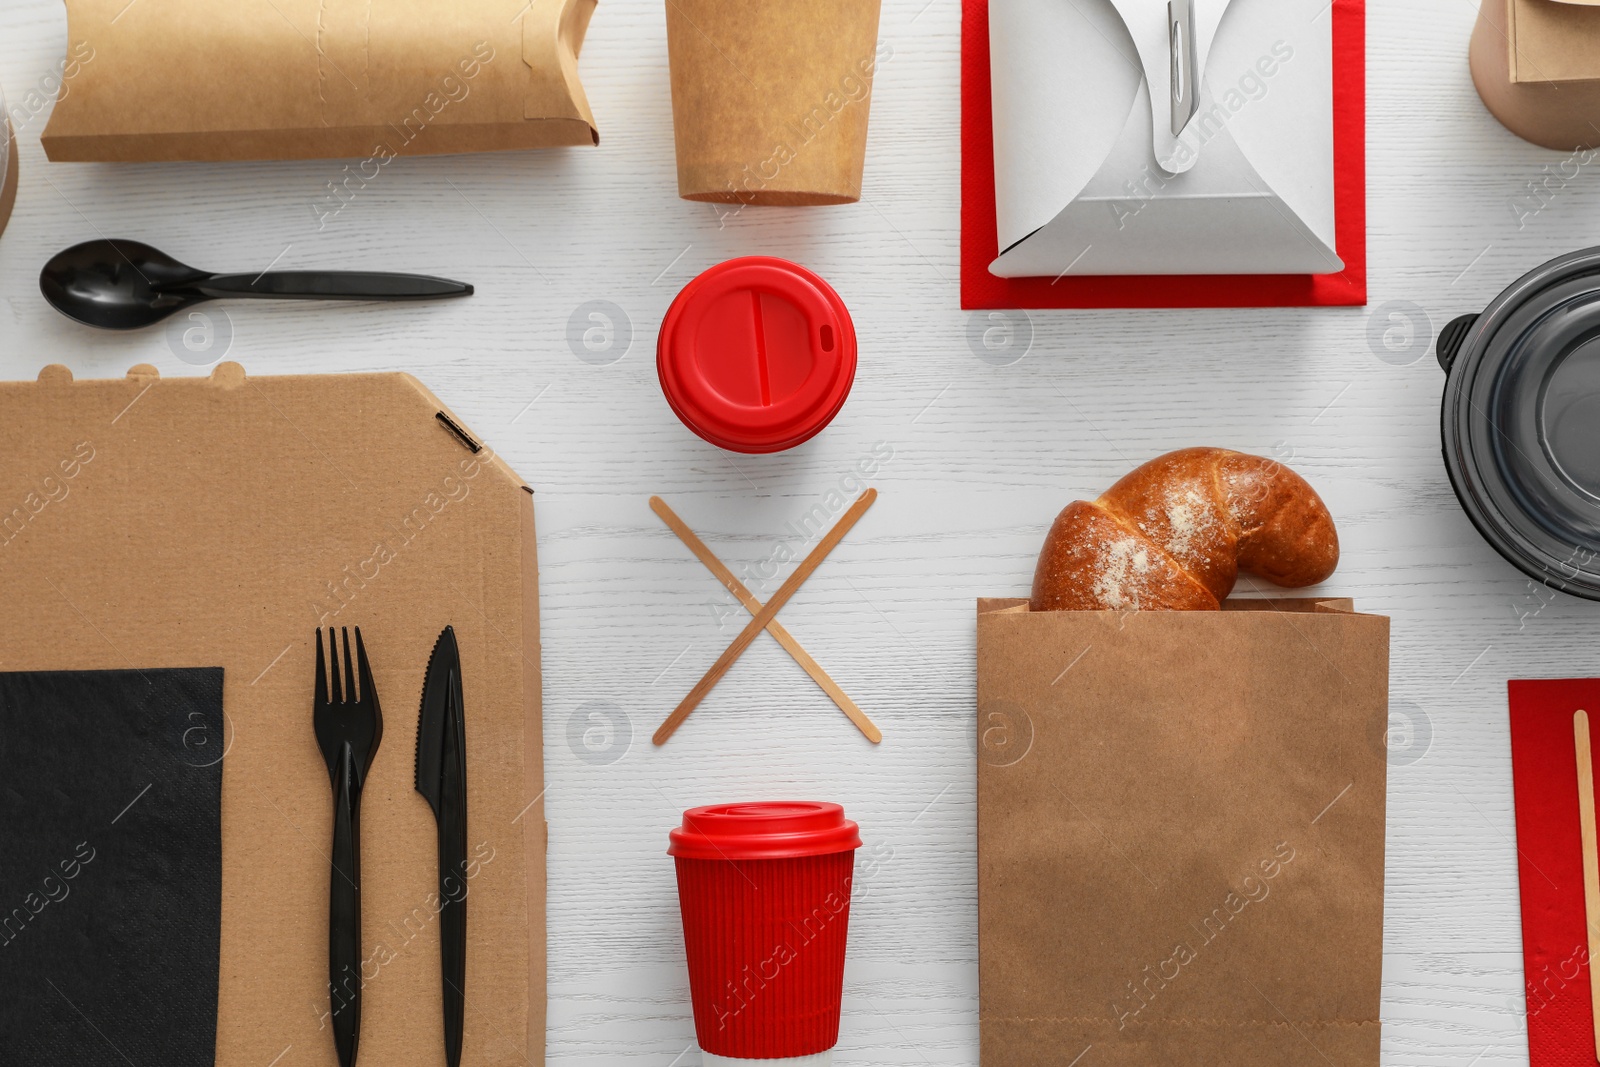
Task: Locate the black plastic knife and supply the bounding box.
[415,625,467,1067]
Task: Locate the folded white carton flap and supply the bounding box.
[1107,0,1232,173]
[989,0,1342,278]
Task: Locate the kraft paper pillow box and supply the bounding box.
[41,0,598,162]
[976,597,1389,1067]
[0,363,545,1067]
[1471,0,1600,150]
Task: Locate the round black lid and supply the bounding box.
[1443,247,1600,600]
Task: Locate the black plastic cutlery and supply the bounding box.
[416,625,469,1067]
[41,239,473,330]
[313,628,384,1067]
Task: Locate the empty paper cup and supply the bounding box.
[670,802,862,1065]
[664,0,883,205]
[657,256,857,454]
[1470,0,1600,150]
[0,92,15,241]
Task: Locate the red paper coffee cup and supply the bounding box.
[669,802,862,1065]
[657,257,857,454]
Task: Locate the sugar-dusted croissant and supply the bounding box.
[1030,448,1339,611]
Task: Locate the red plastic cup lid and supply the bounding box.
[657,257,857,454]
[668,801,862,861]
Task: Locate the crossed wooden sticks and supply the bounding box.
[650,491,881,745]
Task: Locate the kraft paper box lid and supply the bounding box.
[1508,0,1600,84]
[0,363,545,1067]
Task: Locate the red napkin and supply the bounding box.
[1509,678,1600,1066]
[959,0,1367,309]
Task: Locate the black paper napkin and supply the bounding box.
[0,667,223,1065]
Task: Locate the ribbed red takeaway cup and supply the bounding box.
[670,802,862,1065]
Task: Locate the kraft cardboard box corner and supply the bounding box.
[0,362,545,1067]
[976,597,1388,1067]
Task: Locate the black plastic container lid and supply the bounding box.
[1441,247,1600,600]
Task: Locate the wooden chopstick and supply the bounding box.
[654,488,877,745]
[649,496,881,744]
[1576,708,1600,1062]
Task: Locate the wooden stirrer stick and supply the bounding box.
[1576,708,1600,1063]
[654,489,877,745]
[650,495,881,743]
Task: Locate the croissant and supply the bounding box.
[1030,448,1339,611]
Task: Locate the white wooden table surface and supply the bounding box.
[0,0,1590,1062]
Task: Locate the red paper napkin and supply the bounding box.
[1509,678,1600,1066]
[959,0,1367,309]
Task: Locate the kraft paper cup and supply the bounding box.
[1469,0,1600,150]
[669,802,862,1064]
[664,0,883,206]
[0,98,16,241]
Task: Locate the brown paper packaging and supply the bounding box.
[976,597,1388,1067]
[42,0,598,163]
[0,364,545,1067]
[0,121,16,241]
[665,0,883,205]
[1471,0,1600,150]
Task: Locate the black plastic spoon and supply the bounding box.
[41,239,473,330]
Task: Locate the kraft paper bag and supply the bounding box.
[42,0,598,162]
[976,597,1389,1067]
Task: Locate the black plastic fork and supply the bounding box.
[313,627,383,1067]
